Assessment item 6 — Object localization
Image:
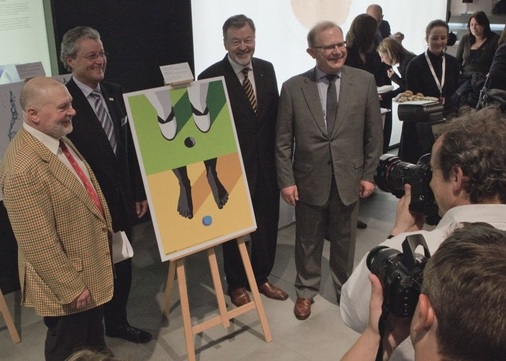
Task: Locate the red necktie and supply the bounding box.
[59,140,104,216]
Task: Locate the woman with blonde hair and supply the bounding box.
[377,37,415,91]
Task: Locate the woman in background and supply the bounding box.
[377,37,416,91]
[345,13,390,87]
[484,23,506,91]
[456,11,499,76]
[403,19,460,163]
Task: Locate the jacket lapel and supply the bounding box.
[302,69,327,136]
[25,131,105,221]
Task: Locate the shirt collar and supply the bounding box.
[72,76,102,97]
[315,67,342,82]
[23,122,60,155]
[227,55,253,76]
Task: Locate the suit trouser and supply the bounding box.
[222,176,280,290]
[294,179,358,302]
[44,306,107,361]
[104,258,132,330]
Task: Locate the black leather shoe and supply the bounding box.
[357,220,368,229]
[106,325,153,343]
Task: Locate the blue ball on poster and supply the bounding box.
[202,215,212,226]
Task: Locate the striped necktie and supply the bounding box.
[90,89,117,153]
[242,67,257,114]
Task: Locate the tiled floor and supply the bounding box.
[0,189,398,360]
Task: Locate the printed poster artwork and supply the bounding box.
[124,77,256,261]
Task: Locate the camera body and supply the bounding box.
[367,235,431,317]
[374,153,440,224]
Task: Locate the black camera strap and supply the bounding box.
[375,306,392,361]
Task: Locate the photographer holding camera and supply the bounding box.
[340,106,506,361]
[340,223,506,361]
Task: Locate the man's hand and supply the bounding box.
[70,287,91,310]
[360,180,375,198]
[136,200,148,218]
[390,184,425,236]
[368,274,412,359]
[281,185,298,206]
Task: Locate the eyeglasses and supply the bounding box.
[229,37,255,47]
[313,41,347,53]
[77,51,107,61]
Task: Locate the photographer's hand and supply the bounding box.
[340,274,383,360]
[390,184,425,236]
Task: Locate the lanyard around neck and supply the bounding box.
[424,49,446,97]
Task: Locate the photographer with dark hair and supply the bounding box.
[340,223,506,361]
[340,106,506,361]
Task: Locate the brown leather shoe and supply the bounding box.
[294,297,313,320]
[257,281,289,301]
[229,287,251,307]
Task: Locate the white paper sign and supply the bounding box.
[16,62,46,80]
[159,62,194,86]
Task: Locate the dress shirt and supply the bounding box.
[23,122,94,190]
[315,67,341,128]
[72,77,113,120]
[227,55,257,98]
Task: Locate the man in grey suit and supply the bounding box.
[276,21,383,320]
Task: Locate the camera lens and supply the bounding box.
[374,154,419,197]
[366,245,402,278]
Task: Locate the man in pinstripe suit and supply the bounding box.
[0,77,114,361]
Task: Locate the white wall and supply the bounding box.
[0,0,52,78]
[191,1,447,227]
[192,0,447,87]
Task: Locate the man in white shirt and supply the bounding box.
[341,106,506,360]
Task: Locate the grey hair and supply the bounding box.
[60,26,101,71]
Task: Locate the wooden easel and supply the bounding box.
[0,288,20,344]
[162,236,271,361]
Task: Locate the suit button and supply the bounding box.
[327,160,332,165]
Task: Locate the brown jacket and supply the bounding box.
[0,128,114,317]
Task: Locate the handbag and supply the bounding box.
[477,87,506,112]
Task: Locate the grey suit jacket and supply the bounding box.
[276,66,383,207]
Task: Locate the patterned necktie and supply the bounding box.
[90,89,117,153]
[325,74,338,132]
[59,140,104,216]
[242,67,258,114]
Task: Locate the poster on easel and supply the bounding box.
[124,77,256,261]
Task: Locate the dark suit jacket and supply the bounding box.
[379,20,391,39]
[66,79,145,232]
[276,66,383,207]
[198,56,279,195]
[1,129,113,316]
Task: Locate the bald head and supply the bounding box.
[21,76,75,138]
[20,77,67,112]
[366,4,383,26]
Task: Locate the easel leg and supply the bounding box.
[236,237,272,342]
[176,259,196,361]
[162,260,176,317]
[0,289,21,344]
[207,247,230,328]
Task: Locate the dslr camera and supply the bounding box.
[374,153,440,225]
[367,235,431,317]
